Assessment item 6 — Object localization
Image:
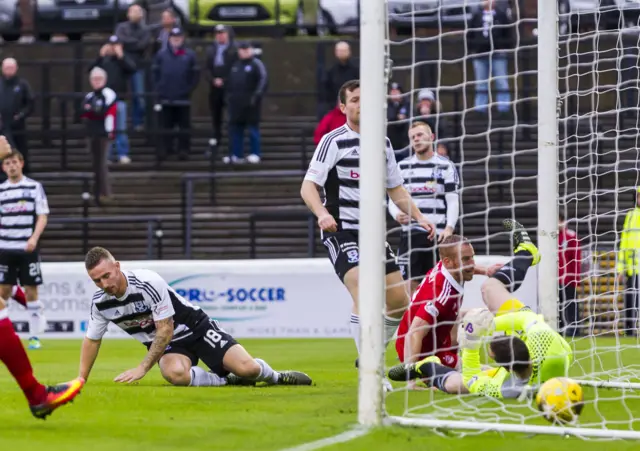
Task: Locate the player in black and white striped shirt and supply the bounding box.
[301,80,436,383]
[0,149,49,350]
[388,121,460,293]
[79,247,311,387]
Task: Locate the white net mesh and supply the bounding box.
[381,0,640,438]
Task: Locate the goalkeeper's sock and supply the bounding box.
[350,314,361,355]
[491,250,534,292]
[0,315,47,405]
[383,314,401,346]
[253,358,279,384]
[189,366,227,386]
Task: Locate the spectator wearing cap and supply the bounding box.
[224,42,268,164]
[321,41,359,116]
[153,9,179,53]
[205,24,237,146]
[90,35,136,164]
[313,97,345,145]
[152,27,199,160]
[115,3,151,130]
[467,0,514,113]
[386,82,410,152]
[414,89,448,156]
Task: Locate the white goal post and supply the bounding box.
[358,0,640,439]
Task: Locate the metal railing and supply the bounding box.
[181,170,305,257]
[48,215,164,259]
[248,209,316,259]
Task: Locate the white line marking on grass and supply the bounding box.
[279,426,370,451]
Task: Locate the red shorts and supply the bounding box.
[435,350,459,369]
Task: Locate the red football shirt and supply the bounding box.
[558,226,582,287]
[395,261,464,365]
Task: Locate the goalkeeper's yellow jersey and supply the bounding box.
[493,310,573,383]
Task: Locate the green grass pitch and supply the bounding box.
[2,338,640,451]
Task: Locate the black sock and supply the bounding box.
[417,361,457,392]
[491,250,534,292]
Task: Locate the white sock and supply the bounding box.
[384,314,402,347]
[350,313,361,355]
[254,358,279,384]
[189,366,227,387]
[27,300,45,338]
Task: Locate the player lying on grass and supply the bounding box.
[390,326,533,399]
[395,234,501,375]
[0,136,84,419]
[481,219,573,383]
[79,247,312,387]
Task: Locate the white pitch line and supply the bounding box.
[278,426,371,451]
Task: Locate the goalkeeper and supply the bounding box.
[388,315,533,399]
[482,219,573,384]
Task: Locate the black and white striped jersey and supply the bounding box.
[304,123,404,231]
[0,176,49,250]
[86,269,210,346]
[388,153,459,234]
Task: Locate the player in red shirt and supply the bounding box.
[558,211,582,337]
[395,234,500,372]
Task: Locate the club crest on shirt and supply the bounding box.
[133,301,147,313]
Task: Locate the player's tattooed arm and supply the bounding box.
[140,317,174,373]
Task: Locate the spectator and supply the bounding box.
[116,4,151,131]
[414,89,447,156]
[468,0,514,113]
[617,188,640,337]
[313,98,345,145]
[558,211,582,338]
[386,82,409,151]
[90,35,136,164]
[80,68,117,204]
[321,41,359,116]
[0,58,34,174]
[152,27,199,161]
[153,9,179,53]
[225,42,268,165]
[205,24,237,146]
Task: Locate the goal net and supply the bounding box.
[357,0,640,439]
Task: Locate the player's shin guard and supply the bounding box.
[253,358,279,384]
[491,250,534,293]
[383,314,401,346]
[189,367,227,387]
[26,300,46,339]
[350,314,361,354]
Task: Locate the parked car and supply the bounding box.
[388,0,484,28]
[0,0,21,41]
[190,0,298,28]
[311,0,359,35]
[559,0,640,33]
[33,0,188,40]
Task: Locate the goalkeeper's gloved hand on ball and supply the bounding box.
[458,308,495,350]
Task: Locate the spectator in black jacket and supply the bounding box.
[225,42,267,165]
[115,4,151,130]
[0,58,34,174]
[321,41,359,116]
[152,8,179,53]
[152,27,199,160]
[205,24,237,145]
[387,82,410,152]
[468,0,515,113]
[90,35,136,164]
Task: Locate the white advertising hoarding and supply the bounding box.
[8,257,538,339]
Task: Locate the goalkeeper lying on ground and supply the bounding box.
[388,218,573,396]
[389,316,533,399]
